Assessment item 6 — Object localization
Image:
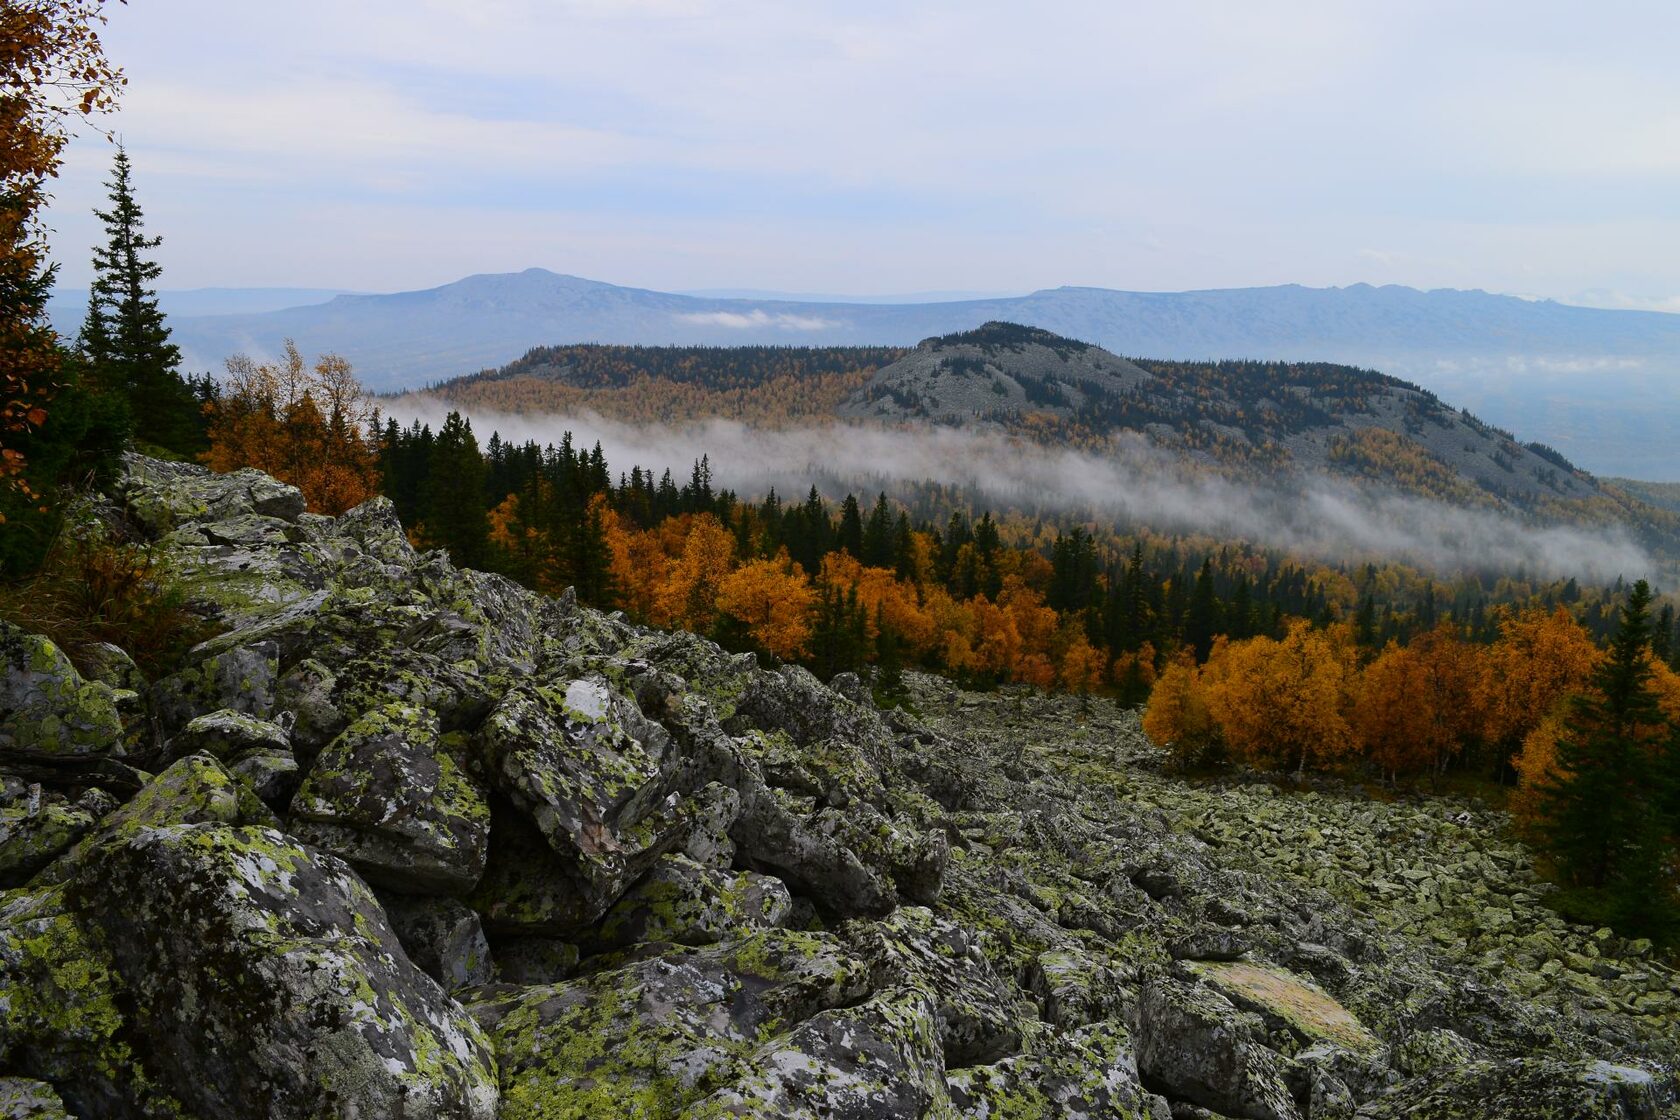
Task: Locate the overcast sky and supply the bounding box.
[40,0,1680,307]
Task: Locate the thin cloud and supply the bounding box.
[674,310,841,331]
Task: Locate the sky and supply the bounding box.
[41,0,1680,307]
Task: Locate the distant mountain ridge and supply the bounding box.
[163,268,1680,477]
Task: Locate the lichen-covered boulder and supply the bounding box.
[380,892,496,990]
[115,453,305,535]
[0,791,98,887]
[149,641,277,736]
[684,987,954,1119]
[946,1022,1162,1120]
[35,755,277,887]
[164,707,290,762]
[471,928,872,1120]
[847,906,1024,1067]
[681,780,741,868]
[0,1077,73,1119]
[5,822,499,1119]
[480,676,687,914]
[1352,1058,1666,1120]
[290,705,489,893]
[1182,960,1381,1056]
[0,623,124,760]
[1133,974,1302,1120]
[587,853,792,952]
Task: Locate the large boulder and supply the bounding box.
[1353,1058,1667,1120]
[1132,974,1302,1120]
[0,624,125,761]
[946,1022,1162,1120]
[684,987,953,1119]
[1,822,498,1119]
[480,677,687,917]
[470,928,872,1120]
[290,704,490,894]
[585,853,792,953]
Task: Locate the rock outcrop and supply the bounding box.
[0,455,1674,1119]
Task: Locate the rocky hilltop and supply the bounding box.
[0,456,1676,1119]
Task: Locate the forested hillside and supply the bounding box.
[427,342,906,424]
[410,325,1680,558]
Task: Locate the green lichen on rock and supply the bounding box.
[587,853,792,952]
[0,623,125,760]
[290,703,489,894]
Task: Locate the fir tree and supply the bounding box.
[1534,580,1678,942]
[80,146,199,454]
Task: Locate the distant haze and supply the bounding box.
[165,269,1680,479]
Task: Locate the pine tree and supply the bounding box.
[1534,580,1678,942]
[80,146,199,454]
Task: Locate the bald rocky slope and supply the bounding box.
[0,455,1676,1119]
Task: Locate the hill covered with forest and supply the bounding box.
[413,324,1679,565]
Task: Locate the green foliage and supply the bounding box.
[0,349,128,576]
[79,146,202,457]
[1533,581,1680,945]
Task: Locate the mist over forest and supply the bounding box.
[394,401,1657,584]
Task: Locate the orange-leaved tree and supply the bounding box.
[1354,624,1481,781]
[716,552,817,659]
[1476,606,1601,759]
[204,340,379,514]
[1205,621,1358,772]
[1142,652,1217,766]
[651,513,735,632]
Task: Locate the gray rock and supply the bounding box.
[150,642,277,736]
[0,791,96,886]
[848,906,1023,1066]
[1133,975,1302,1120]
[480,676,686,915]
[0,623,125,761]
[689,986,952,1119]
[1,823,497,1119]
[164,707,290,762]
[380,892,495,990]
[290,705,490,894]
[947,1022,1160,1120]
[0,1078,73,1119]
[1353,1058,1666,1120]
[468,928,872,1118]
[586,853,792,952]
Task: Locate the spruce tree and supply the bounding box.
[80,146,198,454]
[423,412,489,569]
[837,494,864,558]
[1184,559,1220,663]
[1534,580,1678,942]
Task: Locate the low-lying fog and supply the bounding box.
[392,402,1656,583]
